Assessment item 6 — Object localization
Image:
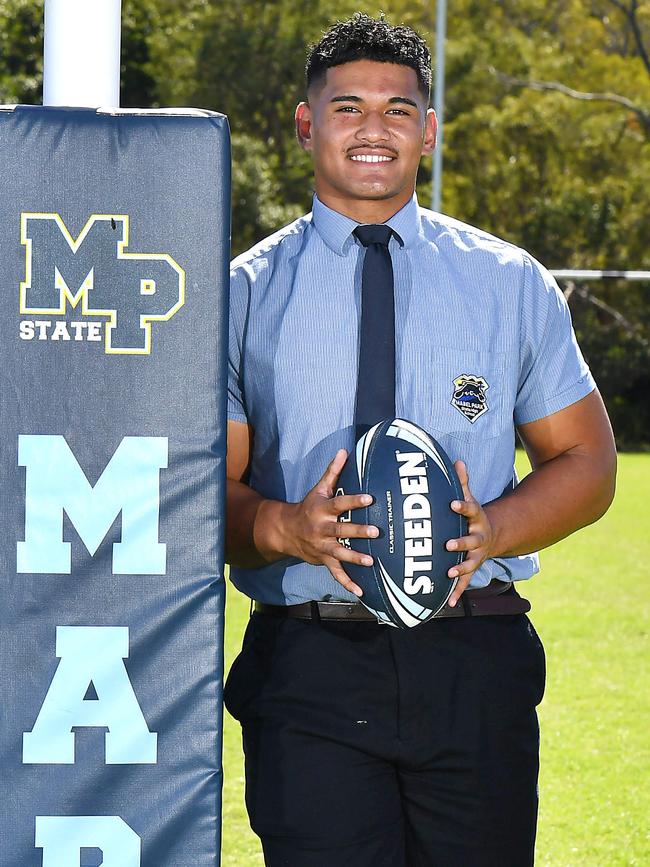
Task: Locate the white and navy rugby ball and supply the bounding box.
[337,418,467,628]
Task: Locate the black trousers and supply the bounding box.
[225,610,546,867]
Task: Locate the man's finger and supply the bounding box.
[315,449,348,496]
[327,521,378,540]
[325,540,373,568]
[446,573,473,607]
[324,557,364,597]
[450,498,481,519]
[446,532,484,552]
[453,459,474,502]
[447,554,481,580]
[330,492,373,514]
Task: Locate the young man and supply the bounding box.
[225,14,616,866]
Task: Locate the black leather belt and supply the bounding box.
[253,580,531,623]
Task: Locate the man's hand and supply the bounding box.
[227,423,379,596]
[445,460,495,607]
[278,449,378,596]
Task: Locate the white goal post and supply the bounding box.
[43,0,122,108]
[551,270,650,281]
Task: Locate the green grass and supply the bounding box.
[221,453,650,866]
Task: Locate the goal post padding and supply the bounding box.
[0,104,229,866]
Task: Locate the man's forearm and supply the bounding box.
[485,448,616,560]
[226,479,294,568]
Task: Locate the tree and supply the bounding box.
[0,0,42,104]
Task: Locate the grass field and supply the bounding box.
[221,453,650,866]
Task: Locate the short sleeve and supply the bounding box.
[515,255,595,426]
[227,267,249,423]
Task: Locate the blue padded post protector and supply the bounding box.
[0,105,230,866]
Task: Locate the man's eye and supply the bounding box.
[388,109,409,116]
[336,106,360,113]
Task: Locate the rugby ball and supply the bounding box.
[336,418,467,628]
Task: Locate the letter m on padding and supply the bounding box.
[17,436,167,574]
[20,213,185,354]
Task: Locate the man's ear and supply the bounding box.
[295,101,313,151]
[421,108,437,157]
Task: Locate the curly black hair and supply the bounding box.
[306,13,431,100]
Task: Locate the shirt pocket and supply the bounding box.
[405,347,511,443]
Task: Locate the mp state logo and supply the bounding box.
[451,374,489,423]
[19,213,185,354]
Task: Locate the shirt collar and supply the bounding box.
[311,193,422,256]
[385,195,422,249]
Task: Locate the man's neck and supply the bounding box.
[315,189,413,224]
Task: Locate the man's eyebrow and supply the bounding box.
[388,96,418,108]
[329,95,418,108]
[330,95,363,103]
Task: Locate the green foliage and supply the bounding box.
[120,0,159,107]
[230,132,305,252]
[569,280,650,451]
[436,0,650,270]
[0,0,42,104]
[120,0,213,107]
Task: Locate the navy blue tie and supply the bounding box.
[353,224,397,438]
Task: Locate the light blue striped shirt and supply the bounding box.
[228,195,595,604]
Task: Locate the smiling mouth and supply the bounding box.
[349,154,395,163]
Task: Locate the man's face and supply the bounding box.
[296,59,436,220]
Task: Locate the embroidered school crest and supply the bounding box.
[451,374,489,423]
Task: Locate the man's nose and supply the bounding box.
[356,110,390,142]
